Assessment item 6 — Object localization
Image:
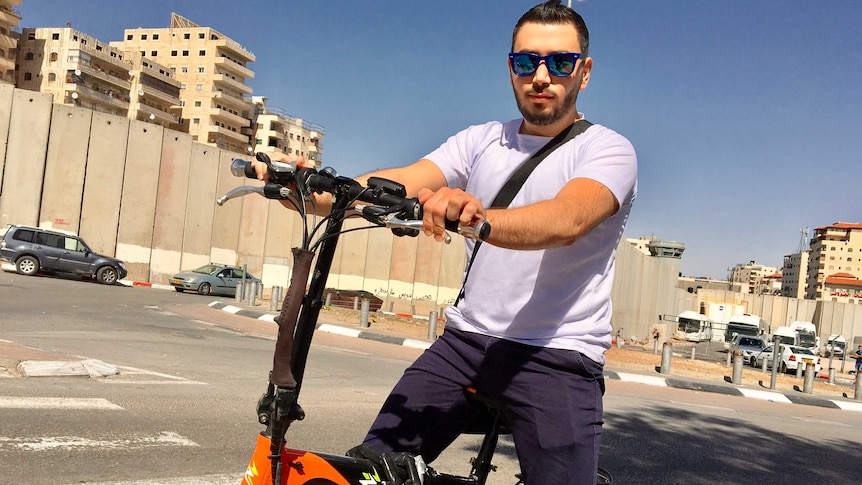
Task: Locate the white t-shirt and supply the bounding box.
[425,118,638,364]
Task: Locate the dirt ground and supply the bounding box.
[317,306,859,400]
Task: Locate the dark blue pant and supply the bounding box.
[363,328,605,485]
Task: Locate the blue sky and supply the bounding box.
[18,1,862,279]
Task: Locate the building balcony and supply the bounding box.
[134,106,179,126]
[212,73,252,95]
[0,6,22,24]
[213,56,254,79]
[67,84,130,110]
[137,84,178,105]
[207,106,250,127]
[75,63,132,91]
[213,89,251,110]
[206,124,248,144]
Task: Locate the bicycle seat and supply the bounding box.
[461,387,512,435]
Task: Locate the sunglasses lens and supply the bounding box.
[548,54,575,76]
[511,54,538,76]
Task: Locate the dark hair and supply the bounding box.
[512,0,590,57]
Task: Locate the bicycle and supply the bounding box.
[218,153,612,485]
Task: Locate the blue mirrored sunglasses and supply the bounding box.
[508,52,581,77]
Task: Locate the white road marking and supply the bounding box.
[100,365,207,386]
[0,396,123,410]
[0,431,199,451]
[81,473,242,485]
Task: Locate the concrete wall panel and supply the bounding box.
[39,104,92,234]
[0,83,14,192]
[388,235,419,313]
[363,220,395,308]
[79,113,130,255]
[412,235,444,315]
[150,131,193,283]
[0,90,53,227]
[236,180,269,279]
[180,143,220,271]
[331,217,371,291]
[261,201,299,290]
[116,120,164,282]
[210,151,243,264]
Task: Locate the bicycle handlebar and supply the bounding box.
[218,154,490,242]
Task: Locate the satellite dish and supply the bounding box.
[128,70,134,76]
[138,90,144,96]
[71,92,78,99]
[148,113,155,120]
[74,69,81,76]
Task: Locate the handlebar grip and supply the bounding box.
[444,219,491,241]
[230,159,258,179]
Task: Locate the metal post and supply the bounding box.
[731,352,743,385]
[795,362,804,379]
[726,351,732,367]
[248,281,258,306]
[659,342,672,375]
[761,356,768,373]
[235,280,244,303]
[855,374,862,401]
[803,364,815,394]
[324,293,332,307]
[360,299,370,328]
[353,296,359,311]
[428,311,438,340]
[769,340,782,390]
[690,347,696,360]
[828,368,835,385]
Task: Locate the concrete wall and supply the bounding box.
[1,85,692,338]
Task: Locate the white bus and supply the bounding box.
[723,314,769,349]
[674,311,713,342]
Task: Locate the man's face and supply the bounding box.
[510,22,592,135]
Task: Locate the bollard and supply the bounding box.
[855,375,862,401]
[731,351,743,385]
[353,296,359,311]
[761,356,768,373]
[828,368,835,385]
[325,293,332,307]
[248,281,259,306]
[653,339,659,355]
[795,363,804,379]
[235,281,244,303]
[428,311,438,340]
[359,299,370,328]
[802,364,815,394]
[726,351,732,367]
[690,347,696,361]
[659,342,672,375]
[769,339,782,390]
[269,286,280,312]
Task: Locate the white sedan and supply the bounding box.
[754,345,822,375]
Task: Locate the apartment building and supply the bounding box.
[781,250,809,299]
[805,222,862,301]
[16,27,181,130]
[729,261,778,295]
[0,0,21,84]
[251,96,324,167]
[112,13,255,154]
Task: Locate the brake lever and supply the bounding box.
[216,184,294,206]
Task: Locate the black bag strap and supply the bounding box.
[454,119,592,307]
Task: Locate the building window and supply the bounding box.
[141,34,148,40]
[197,66,205,74]
[48,73,56,82]
[24,72,32,80]
[180,66,188,73]
[180,83,187,89]
[199,33,205,39]
[195,83,203,90]
[184,33,191,40]
[194,100,202,107]
[192,118,200,125]
[182,50,189,57]
[127,34,133,40]
[52,33,60,40]
[25,52,34,61]
[199,50,206,56]
[49,52,58,61]
[151,50,157,56]
[153,34,159,40]
[171,50,178,56]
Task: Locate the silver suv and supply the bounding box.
[0,225,127,284]
[729,335,767,367]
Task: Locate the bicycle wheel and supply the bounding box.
[597,467,613,484]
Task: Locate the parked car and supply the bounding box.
[754,344,822,375]
[170,263,261,296]
[0,224,127,284]
[728,335,767,367]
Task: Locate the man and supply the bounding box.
[256,1,636,483]
[855,345,862,375]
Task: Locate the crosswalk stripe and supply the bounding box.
[80,474,242,485]
[0,396,123,410]
[0,431,199,451]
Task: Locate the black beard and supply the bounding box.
[514,85,580,126]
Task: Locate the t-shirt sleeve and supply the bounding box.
[572,128,638,208]
[423,122,501,190]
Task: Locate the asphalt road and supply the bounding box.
[1,271,861,484]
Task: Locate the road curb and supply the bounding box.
[207,301,862,412]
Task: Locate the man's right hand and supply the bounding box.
[250,152,310,182]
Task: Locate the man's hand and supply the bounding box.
[417,187,485,242]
